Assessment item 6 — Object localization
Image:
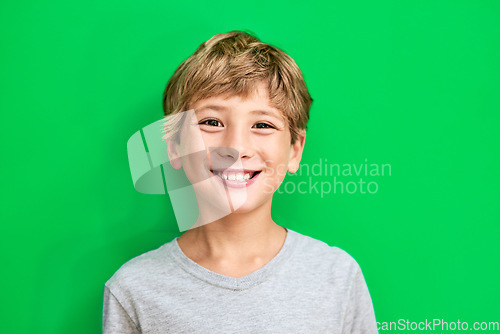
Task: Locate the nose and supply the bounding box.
[221,126,253,159]
[209,126,253,169]
[214,146,240,159]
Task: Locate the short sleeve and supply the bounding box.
[103,285,141,334]
[342,263,379,334]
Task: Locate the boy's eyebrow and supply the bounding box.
[195,105,228,113]
[249,109,282,118]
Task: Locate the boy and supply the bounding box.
[103,31,378,333]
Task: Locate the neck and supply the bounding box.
[177,198,287,265]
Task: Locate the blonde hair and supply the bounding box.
[162,30,312,144]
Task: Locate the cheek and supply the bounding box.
[274,163,289,180]
[179,143,210,182]
[179,127,208,155]
[264,141,291,162]
[197,132,224,151]
[262,153,291,178]
[178,136,208,163]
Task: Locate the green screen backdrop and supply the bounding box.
[1,0,499,333]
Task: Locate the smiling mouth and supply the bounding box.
[210,169,262,182]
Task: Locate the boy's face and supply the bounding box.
[168,81,306,217]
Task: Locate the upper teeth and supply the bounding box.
[213,171,252,181]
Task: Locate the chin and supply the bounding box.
[231,197,271,215]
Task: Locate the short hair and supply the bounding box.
[162,30,313,144]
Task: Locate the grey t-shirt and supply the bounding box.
[103,228,378,333]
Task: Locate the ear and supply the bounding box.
[287,130,306,174]
[166,138,182,170]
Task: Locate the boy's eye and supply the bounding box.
[253,123,275,129]
[199,119,223,127]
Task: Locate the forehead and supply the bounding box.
[191,84,286,121]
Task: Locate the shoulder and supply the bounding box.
[105,240,177,294]
[287,229,362,280]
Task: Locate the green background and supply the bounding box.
[1,0,499,333]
